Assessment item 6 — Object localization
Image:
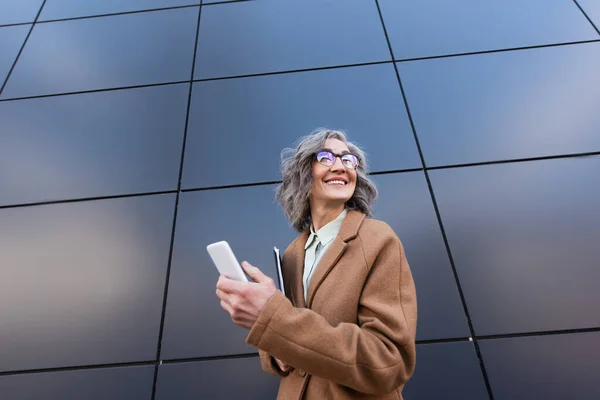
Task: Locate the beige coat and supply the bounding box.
[246,210,418,399]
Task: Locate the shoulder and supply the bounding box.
[358,217,400,244]
[355,217,404,265]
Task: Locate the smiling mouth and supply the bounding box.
[325,180,347,186]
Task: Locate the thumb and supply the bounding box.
[241,261,267,283]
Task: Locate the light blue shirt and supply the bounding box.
[303,209,348,301]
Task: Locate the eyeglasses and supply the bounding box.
[315,150,360,170]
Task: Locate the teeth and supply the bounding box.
[326,180,346,185]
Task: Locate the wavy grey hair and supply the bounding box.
[275,128,378,232]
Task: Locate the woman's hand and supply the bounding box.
[274,357,292,373]
[216,261,277,329]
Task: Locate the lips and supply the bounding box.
[325,179,347,185]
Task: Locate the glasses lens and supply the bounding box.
[316,151,335,166]
[341,154,359,169]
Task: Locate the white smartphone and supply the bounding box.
[206,241,248,282]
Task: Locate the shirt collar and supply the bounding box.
[304,209,348,250]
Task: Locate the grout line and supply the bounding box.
[477,326,600,341]
[2,39,599,102]
[373,0,498,398]
[369,167,424,175]
[201,0,253,5]
[0,360,156,377]
[35,4,200,25]
[0,22,32,28]
[181,180,283,192]
[0,0,47,96]
[2,327,598,376]
[427,151,600,170]
[0,0,248,30]
[2,151,598,210]
[0,190,178,210]
[416,337,471,345]
[394,38,600,63]
[150,2,204,399]
[572,0,600,35]
[0,81,190,102]
[191,60,392,82]
[161,352,259,365]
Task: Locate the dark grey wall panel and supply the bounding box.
[371,172,469,340]
[194,0,390,79]
[161,186,297,359]
[0,365,154,400]
[0,0,43,25]
[403,342,488,400]
[480,332,600,400]
[0,25,29,87]
[40,0,199,20]
[379,0,598,59]
[0,194,175,371]
[1,8,198,99]
[430,157,600,335]
[399,42,600,167]
[155,357,279,400]
[0,84,188,206]
[577,0,600,29]
[182,64,419,189]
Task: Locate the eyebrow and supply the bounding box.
[323,147,351,155]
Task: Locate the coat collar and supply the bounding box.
[289,210,366,309]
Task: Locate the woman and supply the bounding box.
[216,129,417,399]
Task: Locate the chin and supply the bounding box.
[325,193,353,203]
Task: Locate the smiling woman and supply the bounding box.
[215,128,418,400]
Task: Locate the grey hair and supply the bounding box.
[275,128,378,232]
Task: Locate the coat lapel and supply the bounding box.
[305,210,366,308]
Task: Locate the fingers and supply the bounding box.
[220,300,253,329]
[219,299,233,315]
[274,358,291,373]
[216,263,275,330]
[241,261,261,281]
[242,262,273,286]
[216,275,246,294]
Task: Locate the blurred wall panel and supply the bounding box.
[403,342,488,400]
[379,0,598,59]
[194,0,390,79]
[155,357,279,399]
[40,0,199,21]
[0,194,175,371]
[0,365,154,400]
[430,156,600,335]
[399,42,600,167]
[371,172,469,340]
[0,25,30,86]
[1,8,198,99]
[182,64,419,189]
[576,0,600,30]
[0,0,44,25]
[480,332,600,400]
[0,84,188,206]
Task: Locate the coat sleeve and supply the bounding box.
[258,349,290,377]
[246,235,418,395]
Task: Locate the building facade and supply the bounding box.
[1,0,599,398]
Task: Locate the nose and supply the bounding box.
[330,156,346,172]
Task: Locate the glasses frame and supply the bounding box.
[315,150,360,170]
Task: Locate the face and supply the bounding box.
[309,138,358,209]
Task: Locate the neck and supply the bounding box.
[310,202,345,231]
